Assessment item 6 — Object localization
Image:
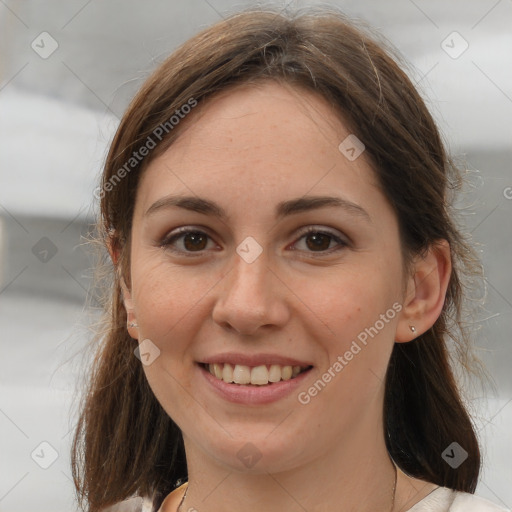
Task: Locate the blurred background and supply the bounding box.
[0,1,510,511]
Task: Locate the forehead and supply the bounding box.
[136,81,382,218]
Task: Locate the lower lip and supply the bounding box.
[198,364,313,405]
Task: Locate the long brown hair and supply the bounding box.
[72,7,484,510]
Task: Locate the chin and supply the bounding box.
[194,429,309,475]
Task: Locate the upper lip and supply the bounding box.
[199,352,313,368]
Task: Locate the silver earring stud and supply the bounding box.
[409,325,416,333]
[128,322,138,328]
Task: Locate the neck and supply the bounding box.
[178,419,397,512]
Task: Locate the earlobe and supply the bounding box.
[120,276,139,339]
[120,276,134,310]
[395,240,451,343]
[107,233,138,339]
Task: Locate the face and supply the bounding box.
[124,81,408,474]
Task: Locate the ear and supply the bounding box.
[120,275,139,340]
[395,240,451,342]
[106,231,120,266]
[107,233,139,340]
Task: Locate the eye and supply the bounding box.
[291,227,348,254]
[160,228,217,254]
[160,226,349,256]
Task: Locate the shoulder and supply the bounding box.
[99,483,186,512]
[450,491,510,512]
[408,487,510,512]
[157,482,188,512]
[100,495,154,512]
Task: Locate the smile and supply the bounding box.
[201,363,312,386]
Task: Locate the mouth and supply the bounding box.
[199,362,313,386]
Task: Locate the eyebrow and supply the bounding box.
[144,194,371,222]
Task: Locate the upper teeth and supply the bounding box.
[207,363,307,385]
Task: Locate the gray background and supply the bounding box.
[0,1,511,511]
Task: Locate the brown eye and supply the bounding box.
[292,228,348,254]
[161,229,215,254]
[182,232,208,251]
[305,232,332,251]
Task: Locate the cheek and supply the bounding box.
[294,262,400,341]
[131,253,204,335]
[129,257,211,421]
[129,253,227,386]
[292,260,401,407]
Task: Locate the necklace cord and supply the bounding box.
[390,461,398,512]
[176,484,188,512]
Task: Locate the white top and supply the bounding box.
[104,487,510,512]
[407,487,509,511]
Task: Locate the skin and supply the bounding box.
[119,81,451,512]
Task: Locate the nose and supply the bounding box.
[211,248,290,336]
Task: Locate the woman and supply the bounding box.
[72,7,509,512]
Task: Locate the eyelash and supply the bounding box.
[159,226,349,257]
